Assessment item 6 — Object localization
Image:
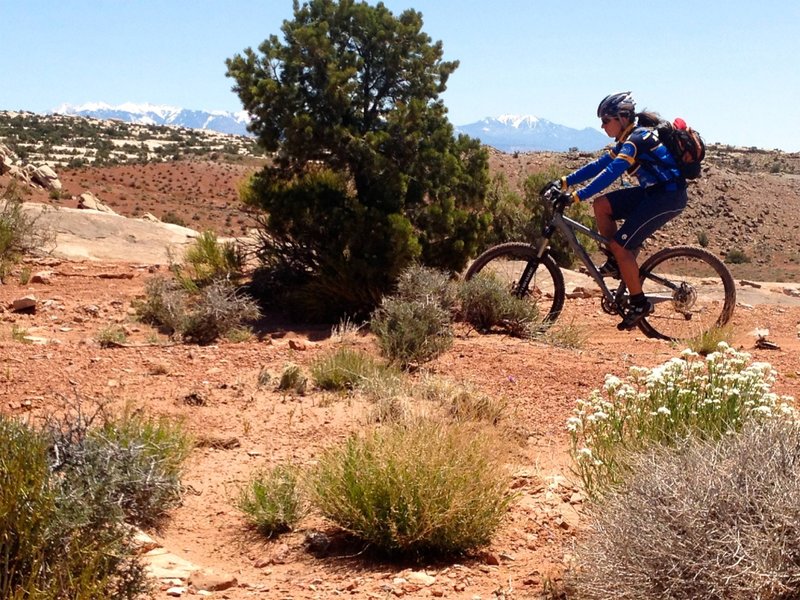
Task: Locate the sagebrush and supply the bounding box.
[570,420,800,599]
[308,419,513,557]
[0,404,190,599]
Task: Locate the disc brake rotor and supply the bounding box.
[672,282,698,314]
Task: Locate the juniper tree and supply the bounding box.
[226,0,490,318]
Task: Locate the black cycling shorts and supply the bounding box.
[605,183,688,250]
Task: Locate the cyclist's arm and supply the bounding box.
[571,141,636,201]
[564,152,613,187]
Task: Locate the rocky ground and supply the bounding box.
[2,223,800,599]
[2,144,800,599]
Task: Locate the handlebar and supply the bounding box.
[541,185,569,214]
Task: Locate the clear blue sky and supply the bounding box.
[2,0,798,151]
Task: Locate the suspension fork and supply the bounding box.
[513,224,556,297]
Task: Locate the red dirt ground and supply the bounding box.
[3,254,800,599]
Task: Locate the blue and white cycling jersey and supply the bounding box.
[566,125,682,201]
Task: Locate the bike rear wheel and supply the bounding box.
[464,242,566,326]
[637,245,736,341]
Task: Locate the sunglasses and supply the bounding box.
[601,116,617,125]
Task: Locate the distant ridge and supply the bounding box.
[53,102,252,137]
[49,104,608,152]
[455,115,608,152]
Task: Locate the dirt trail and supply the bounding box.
[2,208,800,599]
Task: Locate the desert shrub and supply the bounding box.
[46,407,192,529]
[684,323,733,355]
[393,263,458,314]
[135,275,187,333]
[696,229,709,247]
[277,363,307,394]
[136,277,259,344]
[456,272,508,331]
[370,297,454,369]
[457,272,541,338]
[161,210,187,227]
[310,346,388,391]
[173,230,244,289]
[330,316,364,344]
[414,374,508,425]
[570,420,800,600]
[180,280,260,344]
[85,413,193,527]
[237,464,305,537]
[307,419,513,557]
[725,247,751,264]
[543,319,589,349]
[568,343,795,497]
[97,324,128,347]
[0,412,166,599]
[0,183,53,280]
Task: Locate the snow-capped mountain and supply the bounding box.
[455,114,608,152]
[53,102,252,137]
[49,104,607,152]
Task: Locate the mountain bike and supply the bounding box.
[464,186,736,342]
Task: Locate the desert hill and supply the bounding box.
[2,110,799,281]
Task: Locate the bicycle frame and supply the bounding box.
[533,210,628,312]
[529,203,689,314]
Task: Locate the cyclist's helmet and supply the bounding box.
[597,91,635,119]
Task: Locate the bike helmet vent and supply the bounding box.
[597,91,635,118]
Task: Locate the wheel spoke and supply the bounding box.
[465,243,565,327]
[638,247,735,341]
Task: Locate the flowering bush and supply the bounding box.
[568,342,795,496]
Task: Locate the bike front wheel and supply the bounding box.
[464,242,566,326]
[637,245,736,342]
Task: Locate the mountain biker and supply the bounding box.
[549,91,688,330]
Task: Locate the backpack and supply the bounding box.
[656,118,706,180]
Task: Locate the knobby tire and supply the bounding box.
[636,245,736,341]
[464,243,566,327]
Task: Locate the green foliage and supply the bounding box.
[96,324,128,347]
[135,276,260,345]
[568,343,796,497]
[521,171,597,268]
[237,464,305,537]
[457,272,541,338]
[481,173,532,249]
[571,420,800,600]
[0,406,192,599]
[0,183,52,280]
[307,420,513,557]
[310,346,386,391]
[174,230,244,289]
[227,0,491,318]
[696,229,709,247]
[370,297,454,369]
[277,363,308,395]
[725,247,751,264]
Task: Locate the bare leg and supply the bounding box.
[594,196,641,295]
[593,196,617,240]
